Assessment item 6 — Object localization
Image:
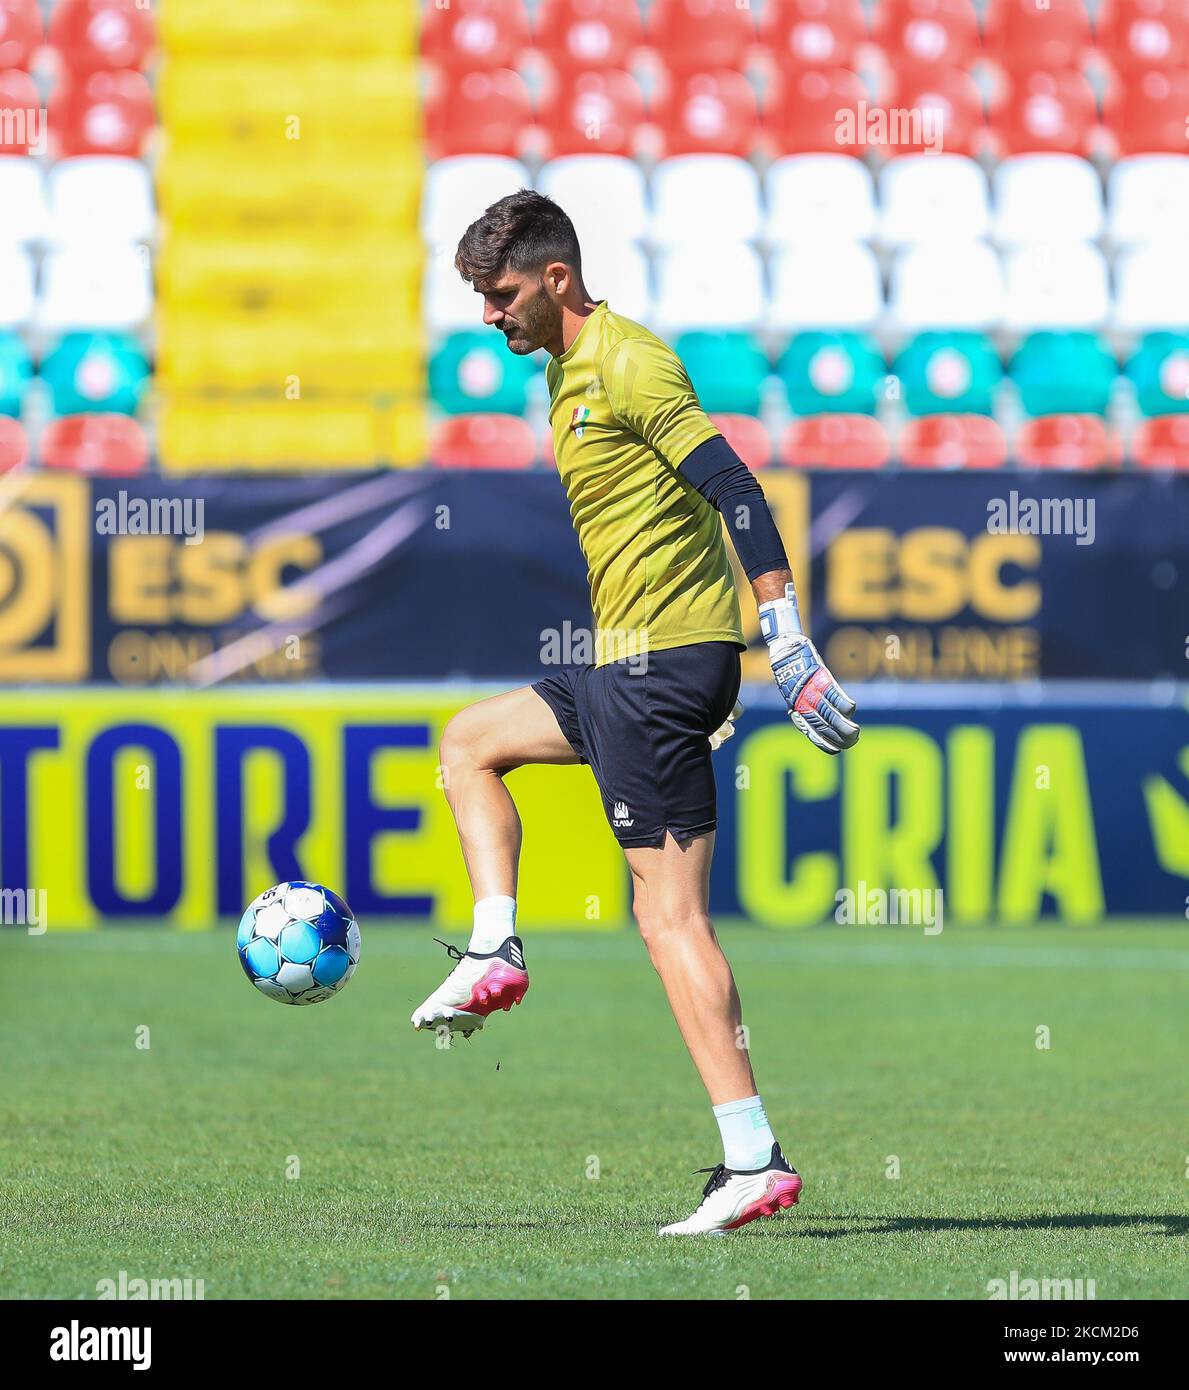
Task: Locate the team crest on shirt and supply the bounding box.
[569,405,591,438]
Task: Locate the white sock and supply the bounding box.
[468,895,516,955]
[713,1095,777,1171]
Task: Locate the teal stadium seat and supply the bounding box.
[777,332,885,416]
[0,332,31,417]
[430,331,540,415]
[893,332,1002,417]
[675,331,769,417]
[1124,332,1189,417]
[40,331,149,416]
[1010,332,1117,417]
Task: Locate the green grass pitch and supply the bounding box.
[1,924,1186,1300]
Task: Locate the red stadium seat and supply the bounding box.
[40,414,149,474]
[760,0,867,72]
[984,0,1093,74]
[0,414,28,471]
[768,67,868,156]
[0,0,43,70]
[421,0,532,73]
[872,0,980,70]
[425,68,534,158]
[49,69,155,158]
[539,67,646,158]
[0,67,38,153]
[431,414,537,469]
[654,68,759,157]
[1015,415,1119,469]
[878,67,985,157]
[1132,414,1189,469]
[780,415,891,468]
[899,415,1007,469]
[647,0,757,73]
[989,68,1100,157]
[1097,0,1189,75]
[710,413,773,470]
[49,0,155,73]
[1106,66,1189,154]
[534,0,644,74]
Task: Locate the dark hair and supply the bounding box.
[454,189,582,288]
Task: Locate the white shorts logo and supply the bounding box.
[612,801,635,828]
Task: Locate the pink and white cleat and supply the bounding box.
[411,936,529,1039]
[658,1143,802,1236]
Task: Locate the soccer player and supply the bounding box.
[412,191,859,1235]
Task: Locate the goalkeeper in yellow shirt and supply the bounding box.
[412,190,859,1235]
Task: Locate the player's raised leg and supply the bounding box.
[411,686,579,1038]
[625,831,802,1235]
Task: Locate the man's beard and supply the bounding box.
[502,284,558,354]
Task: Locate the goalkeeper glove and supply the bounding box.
[759,584,859,756]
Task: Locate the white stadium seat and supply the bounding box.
[879,154,990,247]
[38,243,153,330]
[47,157,156,244]
[425,243,487,331]
[766,154,877,245]
[580,241,652,322]
[1114,244,1189,330]
[1107,155,1189,247]
[1002,242,1109,330]
[993,154,1104,246]
[0,245,36,328]
[0,156,46,245]
[650,155,763,247]
[767,241,882,330]
[889,241,1004,330]
[421,155,532,251]
[539,155,648,247]
[655,242,764,330]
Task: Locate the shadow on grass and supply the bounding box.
[759,1212,1189,1240]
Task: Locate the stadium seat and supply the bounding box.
[426,245,489,331]
[50,0,156,72]
[983,0,1094,74]
[579,241,652,321]
[877,67,985,158]
[421,0,532,72]
[769,243,883,331]
[38,244,153,331]
[1015,414,1119,469]
[651,156,763,247]
[900,414,1008,468]
[537,67,646,159]
[0,0,42,70]
[1002,243,1110,331]
[539,156,649,248]
[710,413,773,470]
[0,413,27,469]
[767,66,867,156]
[653,69,760,159]
[429,330,540,416]
[894,332,1002,416]
[0,155,45,243]
[889,242,1004,331]
[1106,66,1189,155]
[425,68,533,159]
[1113,244,1189,329]
[878,154,990,246]
[1010,332,1117,416]
[430,413,537,468]
[1124,332,1189,415]
[760,0,867,70]
[422,156,533,251]
[533,0,645,74]
[989,68,1100,158]
[1107,155,1189,246]
[780,415,891,468]
[992,155,1104,245]
[1095,0,1189,76]
[0,328,30,416]
[655,243,765,331]
[49,69,156,158]
[1132,414,1189,468]
[677,332,770,416]
[40,413,150,473]
[0,68,40,154]
[47,157,155,244]
[0,245,34,328]
[766,155,877,246]
[648,0,757,72]
[871,0,980,70]
[777,331,885,415]
[40,331,150,416]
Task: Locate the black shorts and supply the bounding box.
[532,640,742,849]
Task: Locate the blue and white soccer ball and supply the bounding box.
[237,881,360,1006]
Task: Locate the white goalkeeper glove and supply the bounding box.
[759,584,859,756]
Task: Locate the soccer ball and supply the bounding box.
[237,881,360,1006]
